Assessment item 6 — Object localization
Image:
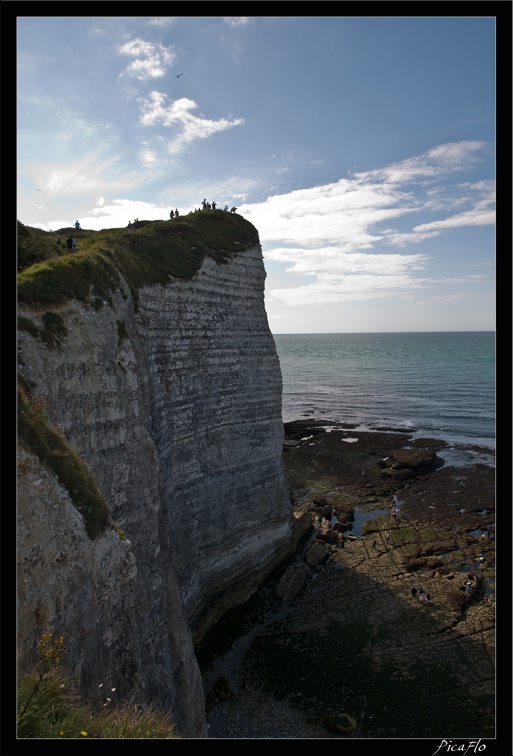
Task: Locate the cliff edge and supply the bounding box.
[17,212,297,737]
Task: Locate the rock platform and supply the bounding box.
[202,424,495,739]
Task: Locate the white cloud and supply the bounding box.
[53,198,171,231]
[427,141,484,166]
[241,178,418,247]
[354,140,487,186]
[413,208,495,232]
[268,267,488,308]
[147,18,175,27]
[139,149,158,166]
[118,38,175,80]
[269,273,430,307]
[412,177,496,232]
[224,18,251,27]
[241,141,494,311]
[240,141,494,255]
[417,294,468,305]
[138,92,244,153]
[31,151,143,198]
[266,247,429,277]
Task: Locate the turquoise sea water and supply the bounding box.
[273,332,495,463]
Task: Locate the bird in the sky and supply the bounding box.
[173,73,184,78]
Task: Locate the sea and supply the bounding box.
[273,331,496,468]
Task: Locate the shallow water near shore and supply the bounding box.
[349,508,391,537]
[274,332,495,453]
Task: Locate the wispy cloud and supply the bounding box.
[413,208,495,233]
[243,141,494,308]
[266,247,433,304]
[268,266,487,307]
[118,38,175,80]
[31,151,143,197]
[242,141,493,249]
[147,18,175,27]
[223,18,252,27]
[354,141,487,186]
[138,92,244,153]
[413,179,495,232]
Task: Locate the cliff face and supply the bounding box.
[17,224,295,737]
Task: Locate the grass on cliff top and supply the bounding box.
[17,210,259,309]
[17,380,110,540]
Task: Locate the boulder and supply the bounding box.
[336,510,355,523]
[320,505,333,522]
[324,712,358,735]
[379,449,443,479]
[214,677,234,700]
[316,529,338,544]
[305,541,329,567]
[333,520,353,534]
[275,562,311,601]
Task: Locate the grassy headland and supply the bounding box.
[17,210,259,310]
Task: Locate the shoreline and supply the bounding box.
[282,417,496,462]
[201,425,495,739]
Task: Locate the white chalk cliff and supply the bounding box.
[17,221,300,737]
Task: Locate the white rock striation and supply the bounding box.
[17,239,296,737]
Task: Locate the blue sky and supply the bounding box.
[17,15,496,334]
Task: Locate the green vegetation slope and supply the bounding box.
[17,210,259,310]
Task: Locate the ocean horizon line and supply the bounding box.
[272,330,495,336]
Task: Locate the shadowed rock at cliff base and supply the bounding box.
[275,562,311,601]
[305,541,329,567]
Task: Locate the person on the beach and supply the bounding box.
[426,593,431,604]
[419,588,425,601]
[411,588,417,599]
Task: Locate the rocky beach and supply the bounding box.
[199,421,495,740]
